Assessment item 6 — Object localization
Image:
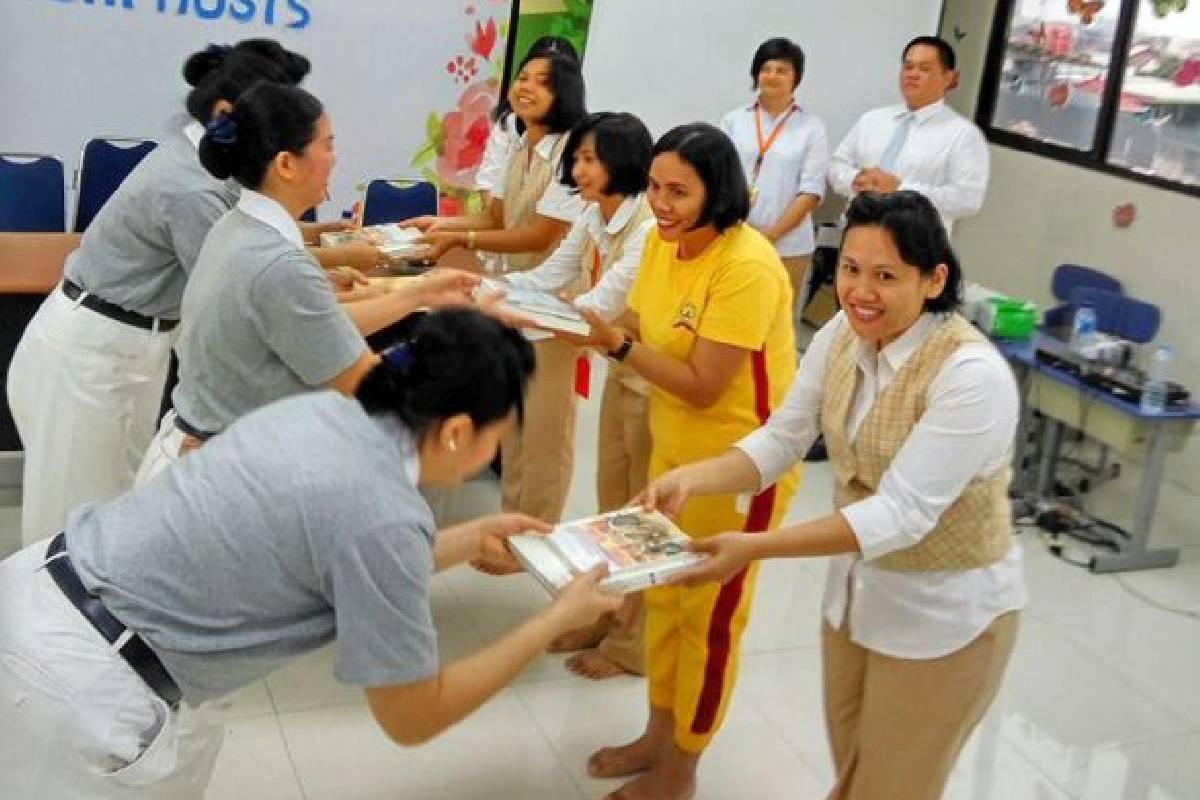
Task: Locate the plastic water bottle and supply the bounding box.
[1071,304,1097,354]
[1140,344,1172,414]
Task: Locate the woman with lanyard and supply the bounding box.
[564,123,801,800]
[137,82,477,480]
[501,111,656,680]
[643,191,1025,800]
[405,49,587,524]
[0,309,624,799]
[719,37,829,318]
[5,40,314,547]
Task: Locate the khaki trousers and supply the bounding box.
[500,337,577,523]
[780,254,812,314]
[822,611,1019,800]
[596,369,651,513]
[593,369,651,674]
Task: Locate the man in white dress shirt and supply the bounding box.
[829,36,989,234]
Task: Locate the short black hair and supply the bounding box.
[842,191,962,312]
[902,35,956,71]
[198,82,323,190]
[750,37,806,89]
[183,39,310,123]
[509,50,587,134]
[357,309,536,436]
[559,112,653,197]
[652,123,750,234]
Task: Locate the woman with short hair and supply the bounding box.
[720,36,830,316]
[644,191,1025,800]
[567,122,801,800]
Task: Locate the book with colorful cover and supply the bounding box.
[475,277,590,335]
[508,508,704,594]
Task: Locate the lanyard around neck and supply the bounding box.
[752,102,798,184]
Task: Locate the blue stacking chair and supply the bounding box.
[1043,263,1123,329]
[0,153,66,232]
[362,179,437,225]
[73,137,157,232]
[1069,286,1161,344]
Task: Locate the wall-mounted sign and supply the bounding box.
[40,0,313,30]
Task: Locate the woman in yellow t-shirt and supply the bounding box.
[566,123,801,800]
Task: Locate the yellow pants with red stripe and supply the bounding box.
[644,451,800,753]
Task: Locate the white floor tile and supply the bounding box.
[1040,603,1200,730]
[1070,734,1200,800]
[280,690,583,800]
[206,714,304,800]
[987,618,1192,792]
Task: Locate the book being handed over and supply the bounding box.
[508,508,705,594]
[319,223,432,261]
[474,277,590,336]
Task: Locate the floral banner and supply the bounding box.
[409,0,511,215]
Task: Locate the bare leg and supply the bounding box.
[547,614,611,653]
[588,705,673,780]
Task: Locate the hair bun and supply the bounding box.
[183,43,233,87]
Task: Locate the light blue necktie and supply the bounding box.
[878,112,914,172]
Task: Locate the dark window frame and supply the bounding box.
[977,0,1200,199]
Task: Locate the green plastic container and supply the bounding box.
[982,297,1037,340]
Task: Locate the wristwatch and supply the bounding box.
[608,333,634,362]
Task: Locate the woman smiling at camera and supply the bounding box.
[643,191,1025,800]
[404,49,587,524]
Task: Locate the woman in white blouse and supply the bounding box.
[641,191,1024,800]
[719,37,829,315]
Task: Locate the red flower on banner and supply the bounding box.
[468,17,498,59]
[437,81,498,187]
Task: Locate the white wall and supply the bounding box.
[583,0,943,145]
[0,0,512,218]
[940,0,1200,492]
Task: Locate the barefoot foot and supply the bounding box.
[587,735,660,780]
[566,649,633,680]
[604,760,697,800]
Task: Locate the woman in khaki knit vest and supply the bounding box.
[641,191,1026,800]
[406,50,587,524]
[503,112,657,681]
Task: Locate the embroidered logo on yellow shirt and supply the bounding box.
[672,302,698,332]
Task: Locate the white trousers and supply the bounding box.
[0,539,224,798]
[134,410,186,487]
[7,285,175,545]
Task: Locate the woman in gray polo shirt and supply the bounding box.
[6,41,312,547]
[138,82,479,480]
[0,309,624,798]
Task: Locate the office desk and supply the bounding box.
[996,334,1200,572]
[0,233,80,294]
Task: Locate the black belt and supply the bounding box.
[62,279,179,333]
[174,414,215,442]
[44,533,183,709]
